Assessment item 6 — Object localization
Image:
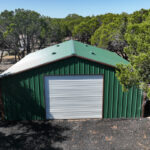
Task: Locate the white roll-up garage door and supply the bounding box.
[44,75,103,119]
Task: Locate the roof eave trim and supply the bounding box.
[0,54,117,79]
[0,54,76,79]
[75,55,116,68]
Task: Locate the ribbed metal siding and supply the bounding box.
[0,57,143,120]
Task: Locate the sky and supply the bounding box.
[0,0,150,18]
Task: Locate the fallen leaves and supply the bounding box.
[105,136,113,141]
[111,125,118,130]
[137,142,149,150]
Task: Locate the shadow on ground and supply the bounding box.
[0,119,150,150]
[0,121,69,150]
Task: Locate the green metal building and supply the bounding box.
[0,40,143,120]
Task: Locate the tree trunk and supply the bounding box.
[17,52,21,61]
[15,52,17,62]
[0,50,4,64]
[26,36,31,54]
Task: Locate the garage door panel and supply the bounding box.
[47,96,102,99]
[47,106,102,111]
[47,112,102,119]
[48,104,102,110]
[50,84,103,88]
[50,100,102,106]
[49,94,103,98]
[45,75,103,119]
[49,88,103,93]
[49,100,102,106]
[49,109,102,113]
[50,89,103,93]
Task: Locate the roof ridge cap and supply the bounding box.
[71,40,76,55]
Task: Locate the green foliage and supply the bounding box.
[72,17,101,43]
[91,13,128,58]
[116,11,150,98]
[116,64,139,90]
[128,9,149,24]
[124,21,150,57]
[0,9,53,59]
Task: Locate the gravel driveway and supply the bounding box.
[0,118,150,150]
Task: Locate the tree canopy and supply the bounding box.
[116,9,150,98]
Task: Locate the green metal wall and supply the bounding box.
[0,56,143,120]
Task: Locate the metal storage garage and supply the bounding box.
[0,40,143,120]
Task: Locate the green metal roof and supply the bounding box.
[0,40,129,77]
[73,40,129,66]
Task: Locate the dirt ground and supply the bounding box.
[0,56,15,73]
[0,118,150,150]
